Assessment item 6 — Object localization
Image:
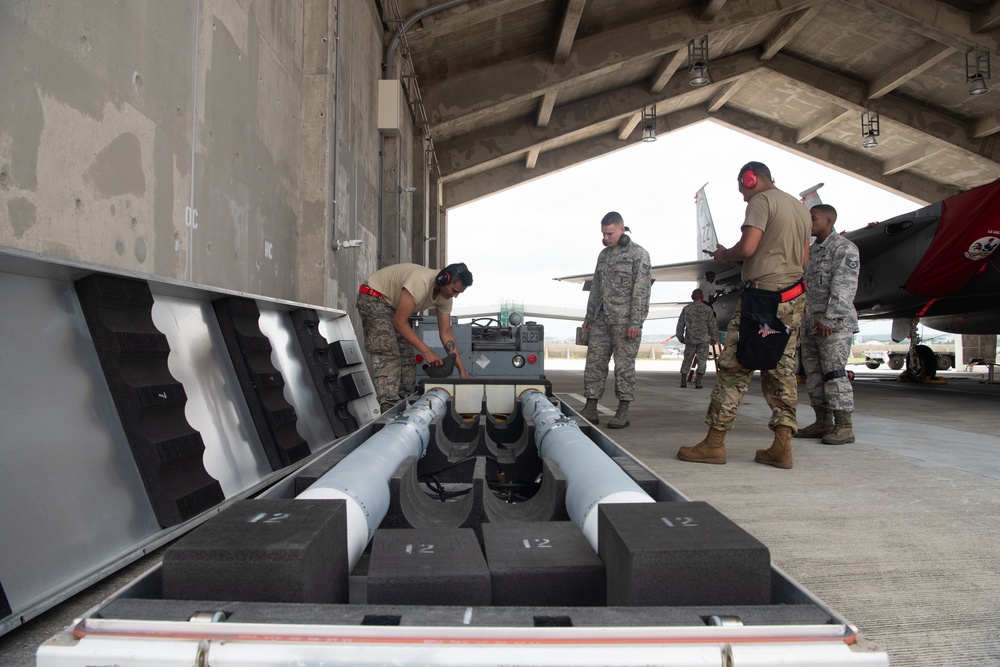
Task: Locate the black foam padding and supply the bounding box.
[599,501,771,607]
[74,273,223,527]
[330,339,364,367]
[383,456,483,535]
[0,579,11,617]
[482,521,605,606]
[342,371,374,399]
[161,499,348,603]
[292,454,346,496]
[367,528,491,606]
[212,297,310,469]
[288,308,358,437]
[612,457,661,499]
[481,457,569,524]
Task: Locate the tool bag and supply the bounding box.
[736,287,791,370]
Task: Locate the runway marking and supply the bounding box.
[566,393,614,415]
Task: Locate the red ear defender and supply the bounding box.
[435,269,452,286]
[740,169,757,189]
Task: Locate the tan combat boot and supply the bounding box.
[694,373,704,389]
[607,400,630,429]
[677,428,727,464]
[822,410,855,445]
[580,398,600,424]
[795,405,833,438]
[755,425,793,469]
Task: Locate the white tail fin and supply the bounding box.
[799,183,824,210]
[695,184,719,258]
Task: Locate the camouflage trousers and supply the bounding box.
[584,315,641,401]
[706,294,806,433]
[682,342,711,376]
[800,326,855,411]
[356,293,416,406]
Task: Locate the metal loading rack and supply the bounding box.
[36,378,887,666]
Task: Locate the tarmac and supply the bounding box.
[2,358,998,666]
[546,357,1000,667]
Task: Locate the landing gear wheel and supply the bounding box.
[906,344,937,381]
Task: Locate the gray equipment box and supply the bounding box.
[414,315,545,379]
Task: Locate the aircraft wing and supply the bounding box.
[650,259,738,283]
[453,303,680,321]
[554,259,736,286]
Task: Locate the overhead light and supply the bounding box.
[688,36,710,87]
[641,104,657,142]
[861,110,879,149]
[966,49,991,95]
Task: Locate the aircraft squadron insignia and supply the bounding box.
[964,236,999,261]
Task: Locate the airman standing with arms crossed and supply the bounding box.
[677,162,810,468]
[580,212,652,429]
[796,204,860,444]
[676,288,719,388]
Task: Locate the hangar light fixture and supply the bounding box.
[861,110,879,149]
[641,105,657,142]
[966,48,990,95]
[688,36,710,86]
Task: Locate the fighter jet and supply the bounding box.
[555,179,1000,381]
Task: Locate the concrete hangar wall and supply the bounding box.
[0,0,438,320]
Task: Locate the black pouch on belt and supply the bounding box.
[736,287,790,370]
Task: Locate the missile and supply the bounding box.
[519,389,653,551]
[296,388,450,567]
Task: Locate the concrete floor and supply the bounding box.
[2,359,998,666]
[547,358,1000,667]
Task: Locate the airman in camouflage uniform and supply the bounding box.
[357,263,472,413]
[677,162,811,469]
[677,288,719,388]
[580,212,652,429]
[796,204,860,445]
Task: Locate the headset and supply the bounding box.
[739,168,757,189]
[435,262,468,286]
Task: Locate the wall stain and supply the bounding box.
[82,132,146,199]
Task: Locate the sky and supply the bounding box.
[447,120,920,340]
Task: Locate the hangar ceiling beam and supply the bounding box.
[766,53,1000,163]
[650,49,689,93]
[972,112,1000,139]
[415,0,546,35]
[525,147,540,169]
[553,0,586,65]
[866,41,956,99]
[537,92,557,127]
[796,106,853,144]
[882,146,948,175]
[437,49,997,181]
[709,106,956,204]
[617,112,642,141]
[422,0,816,137]
[435,51,763,177]
[707,75,752,112]
[441,104,956,208]
[441,106,710,207]
[699,0,730,23]
[971,1,1000,33]
[758,6,820,61]
[840,0,998,51]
